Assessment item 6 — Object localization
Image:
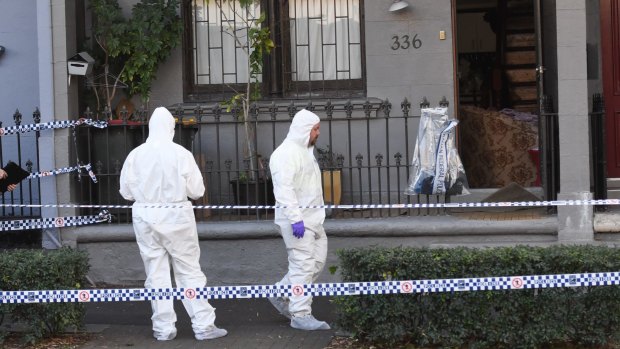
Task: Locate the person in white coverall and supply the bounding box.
[268,109,330,331]
[119,107,227,341]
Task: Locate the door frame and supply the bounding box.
[452,0,552,195]
[601,0,620,178]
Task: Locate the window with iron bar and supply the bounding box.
[183,0,365,101]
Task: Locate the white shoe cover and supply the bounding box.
[195,326,228,340]
[154,329,177,341]
[268,297,292,319]
[290,314,331,331]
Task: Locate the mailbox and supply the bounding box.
[67,52,95,76]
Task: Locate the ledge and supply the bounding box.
[73,215,558,243]
[594,212,620,233]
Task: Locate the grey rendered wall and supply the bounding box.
[49,0,82,249]
[147,48,184,108]
[555,0,593,242]
[364,0,455,117]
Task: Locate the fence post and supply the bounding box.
[540,94,559,202]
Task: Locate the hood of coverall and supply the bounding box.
[285,109,320,147]
[147,107,175,143]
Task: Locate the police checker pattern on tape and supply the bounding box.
[0,210,111,231]
[0,198,618,211]
[0,118,107,136]
[0,198,611,233]
[1,272,619,304]
[27,163,98,183]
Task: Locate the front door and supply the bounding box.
[601,0,620,177]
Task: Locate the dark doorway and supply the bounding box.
[455,0,541,189]
[601,0,620,178]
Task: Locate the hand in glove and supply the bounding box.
[292,221,305,239]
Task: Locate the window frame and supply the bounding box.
[182,0,366,102]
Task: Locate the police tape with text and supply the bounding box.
[2,271,618,304]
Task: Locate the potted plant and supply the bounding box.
[316,145,344,206]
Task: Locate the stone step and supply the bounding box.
[507,0,534,10]
[506,68,536,83]
[606,178,620,200]
[608,189,620,200]
[607,178,620,188]
[510,85,537,101]
[509,103,538,114]
[506,33,536,48]
[505,50,536,65]
[506,17,535,31]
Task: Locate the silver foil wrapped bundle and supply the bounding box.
[405,107,470,196]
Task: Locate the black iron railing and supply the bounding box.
[590,93,607,209]
[76,97,452,222]
[0,108,44,247]
[538,93,606,207]
[539,94,559,203]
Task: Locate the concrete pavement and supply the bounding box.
[78,296,338,349]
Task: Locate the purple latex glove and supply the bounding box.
[292,221,305,239]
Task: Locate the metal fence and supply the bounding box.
[539,94,559,203]
[0,109,43,247]
[75,97,452,223]
[539,93,605,206]
[0,109,43,217]
[4,93,608,227]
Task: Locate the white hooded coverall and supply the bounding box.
[269,109,327,317]
[119,107,216,338]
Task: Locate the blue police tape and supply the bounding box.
[27,163,98,183]
[0,210,111,231]
[0,197,614,234]
[0,199,618,211]
[2,271,619,304]
[0,118,107,136]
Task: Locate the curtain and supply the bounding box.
[192,0,361,84]
[192,0,260,85]
[289,0,361,81]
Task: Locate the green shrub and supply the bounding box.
[335,245,620,348]
[0,248,90,344]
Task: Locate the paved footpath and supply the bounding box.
[78,296,338,349]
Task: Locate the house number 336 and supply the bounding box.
[391,34,422,50]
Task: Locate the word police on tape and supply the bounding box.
[2,272,619,304]
[0,210,111,232]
